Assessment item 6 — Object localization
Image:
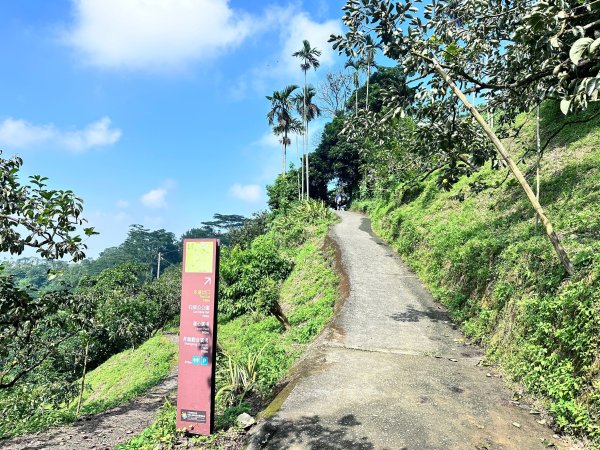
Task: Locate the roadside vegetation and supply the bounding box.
[0,155,338,443]
[2,0,599,447]
[260,1,599,444]
[354,102,600,440]
[118,200,338,449]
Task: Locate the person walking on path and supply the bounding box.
[335,192,343,210]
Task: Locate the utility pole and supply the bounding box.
[157,252,161,279]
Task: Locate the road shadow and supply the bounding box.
[257,414,392,450]
[389,304,449,323]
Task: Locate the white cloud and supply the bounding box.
[230,8,343,98]
[64,0,256,71]
[0,116,121,152]
[141,188,168,208]
[229,183,261,202]
[140,179,176,209]
[278,12,342,77]
[61,117,122,151]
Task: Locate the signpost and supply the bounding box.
[177,239,219,435]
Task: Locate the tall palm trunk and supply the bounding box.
[535,104,541,225]
[281,140,285,175]
[306,152,310,198]
[354,71,358,116]
[303,71,308,199]
[282,131,288,175]
[296,135,301,200]
[366,63,370,110]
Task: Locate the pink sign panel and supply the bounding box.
[177,239,219,435]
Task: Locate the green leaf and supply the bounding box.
[560,97,572,115]
[589,38,600,55]
[569,37,593,65]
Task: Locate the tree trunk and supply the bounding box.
[76,341,89,415]
[536,104,541,225]
[271,301,290,330]
[366,64,370,111]
[283,131,288,175]
[296,135,301,200]
[306,153,310,199]
[306,119,310,199]
[303,71,308,200]
[428,57,574,276]
[281,140,286,175]
[301,138,305,199]
[355,75,358,116]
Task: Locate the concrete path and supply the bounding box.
[250,211,561,450]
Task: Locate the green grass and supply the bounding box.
[354,102,600,443]
[0,331,178,439]
[121,204,339,449]
[76,333,177,415]
[217,236,338,394]
[115,400,244,450]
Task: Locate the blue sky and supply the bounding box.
[0,0,348,257]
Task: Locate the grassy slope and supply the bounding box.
[118,206,339,449]
[355,102,600,443]
[0,332,178,439]
[217,231,338,393]
[77,333,177,415]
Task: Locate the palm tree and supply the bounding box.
[345,59,361,116]
[273,117,304,197]
[362,35,377,111]
[293,86,321,198]
[293,40,321,199]
[267,85,299,175]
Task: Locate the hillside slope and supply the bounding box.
[355,102,600,443]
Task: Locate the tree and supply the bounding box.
[227,211,270,249]
[0,151,97,261]
[267,85,300,175]
[329,0,600,275]
[309,115,363,202]
[293,86,322,198]
[182,213,249,247]
[0,151,96,390]
[120,225,180,277]
[345,59,362,116]
[317,71,353,118]
[0,275,92,389]
[362,35,378,111]
[266,168,300,211]
[293,40,322,199]
[219,235,293,327]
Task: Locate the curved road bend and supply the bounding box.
[250,211,561,450]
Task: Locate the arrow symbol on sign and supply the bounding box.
[204,277,212,286]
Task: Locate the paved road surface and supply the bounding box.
[250,211,560,450]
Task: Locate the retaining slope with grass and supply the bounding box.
[354,102,600,444]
